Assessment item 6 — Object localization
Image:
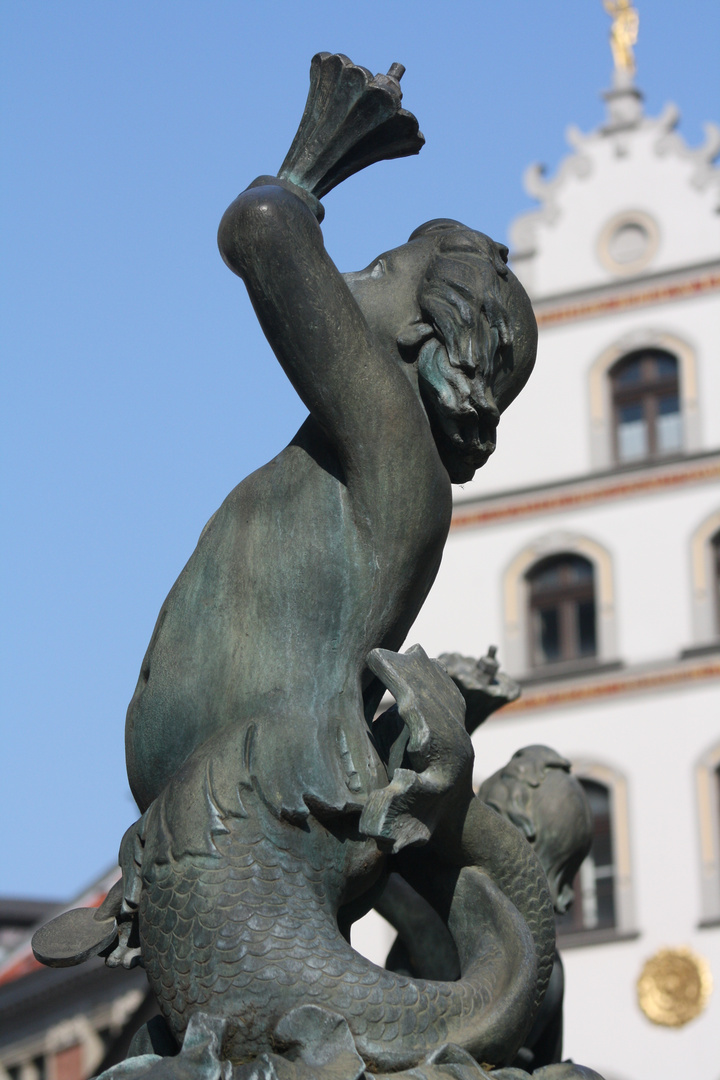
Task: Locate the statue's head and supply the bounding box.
[479,745,593,914]
[345,219,537,482]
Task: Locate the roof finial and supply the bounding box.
[601,0,644,130]
[603,0,639,83]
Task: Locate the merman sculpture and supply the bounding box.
[32,54,605,1080]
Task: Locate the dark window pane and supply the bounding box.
[615,358,643,384]
[529,554,593,591]
[655,353,678,378]
[619,401,643,423]
[589,816,612,869]
[595,875,616,929]
[528,555,595,666]
[574,561,593,581]
[611,350,682,463]
[537,607,560,662]
[557,779,617,936]
[583,782,614,870]
[577,599,597,656]
[584,780,611,817]
[566,557,593,584]
[530,563,562,591]
[658,394,680,416]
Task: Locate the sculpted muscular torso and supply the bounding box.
[125,175,537,819]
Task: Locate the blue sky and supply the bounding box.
[2,0,718,900]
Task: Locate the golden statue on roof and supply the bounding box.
[603,0,639,75]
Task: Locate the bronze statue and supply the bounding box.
[479,747,594,1070]
[32,55,604,1080]
[376,668,595,1073]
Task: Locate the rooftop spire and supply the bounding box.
[601,0,644,130]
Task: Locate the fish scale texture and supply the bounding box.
[140,813,494,1066]
[489,839,555,1017]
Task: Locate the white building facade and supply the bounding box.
[406,70,720,1080]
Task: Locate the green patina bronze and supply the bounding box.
[32,54,606,1080]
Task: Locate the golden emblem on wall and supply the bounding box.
[637,947,713,1027]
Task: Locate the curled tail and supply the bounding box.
[136,801,537,1070]
[131,644,550,1069]
[32,645,554,1073]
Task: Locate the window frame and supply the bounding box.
[713,531,720,637]
[610,349,682,464]
[588,331,700,472]
[557,761,637,949]
[556,777,616,937]
[502,532,618,679]
[696,742,720,927]
[527,554,597,668]
[687,510,720,653]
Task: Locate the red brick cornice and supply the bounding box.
[451,457,720,531]
[534,270,720,328]
[497,658,720,716]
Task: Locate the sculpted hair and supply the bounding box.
[404,218,513,363]
[397,219,536,425]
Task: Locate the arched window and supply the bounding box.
[611,348,682,464]
[503,533,617,677]
[697,742,720,926]
[686,512,720,655]
[556,765,636,945]
[557,779,615,936]
[589,332,699,470]
[527,554,596,668]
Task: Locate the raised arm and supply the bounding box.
[216,55,448,533]
[217,176,418,475]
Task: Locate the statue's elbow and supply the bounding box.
[217,185,300,278]
[217,191,261,277]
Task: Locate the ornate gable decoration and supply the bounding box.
[510,84,720,300]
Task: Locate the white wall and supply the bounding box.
[411,481,720,671]
[455,289,720,499]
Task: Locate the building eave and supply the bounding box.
[451,449,720,524]
[529,260,720,329]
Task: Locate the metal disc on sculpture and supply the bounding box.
[31,907,117,968]
[636,947,712,1027]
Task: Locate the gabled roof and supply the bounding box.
[509,74,720,301]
